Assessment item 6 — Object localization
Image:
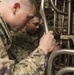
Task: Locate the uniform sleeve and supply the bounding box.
[0,59,14,75]
[0,36,46,75]
[13,48,46,75]
[0,37,9,59]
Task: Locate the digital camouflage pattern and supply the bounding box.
[0,14,11,59]
[0,13,46,75]
[8,30,42,62]
[8,11,44,63]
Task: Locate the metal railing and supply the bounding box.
[47,49,74,75]
[50,0,68,15]
[56,67,74,75]
[40,0,49,33]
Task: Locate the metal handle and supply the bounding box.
[40,0,49,33]
[47,49,74,75]
[56,67,74,75]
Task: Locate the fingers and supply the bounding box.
[39,30,56,54]
[43,31,54,38]
[49,31,54,34]
[52,39,56,43]
[44,31,54,35]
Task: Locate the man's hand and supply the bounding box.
[38,31,56,54]
[53,42,60,51]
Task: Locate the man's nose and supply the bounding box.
[36,25,39,29]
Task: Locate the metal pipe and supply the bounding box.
[67,0,72,49]
[47,49,74,75]
[50,0,68,16]
[53,0,57,29]
[40,0,49,33]
[56,67,74,75]
[62,0,65,28]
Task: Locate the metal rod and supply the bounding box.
[53,0,57,29]
[47,49,74,75]
[40,0,49,33]
[62,0,65,27]
[50,0,68,15]
[68,0,72,49]
[60,0,66,49]
[56,67,74,75]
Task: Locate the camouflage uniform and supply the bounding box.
[8,31,41,62]
[0,12,46,75]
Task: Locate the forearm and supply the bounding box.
[0,58,14,75]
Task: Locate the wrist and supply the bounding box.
[38,46,48,55]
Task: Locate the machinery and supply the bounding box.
[37,0,74,75]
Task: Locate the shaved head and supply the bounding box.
[0,0,36,31]
[2,0,35,11]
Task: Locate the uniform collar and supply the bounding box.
[0,14,12,48]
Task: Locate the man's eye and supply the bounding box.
[27,16,34,21]
[34,23,39,26]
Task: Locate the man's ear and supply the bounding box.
[12,3,20,14]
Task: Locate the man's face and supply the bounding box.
[22,16,40,33]
[10,5,36,32]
